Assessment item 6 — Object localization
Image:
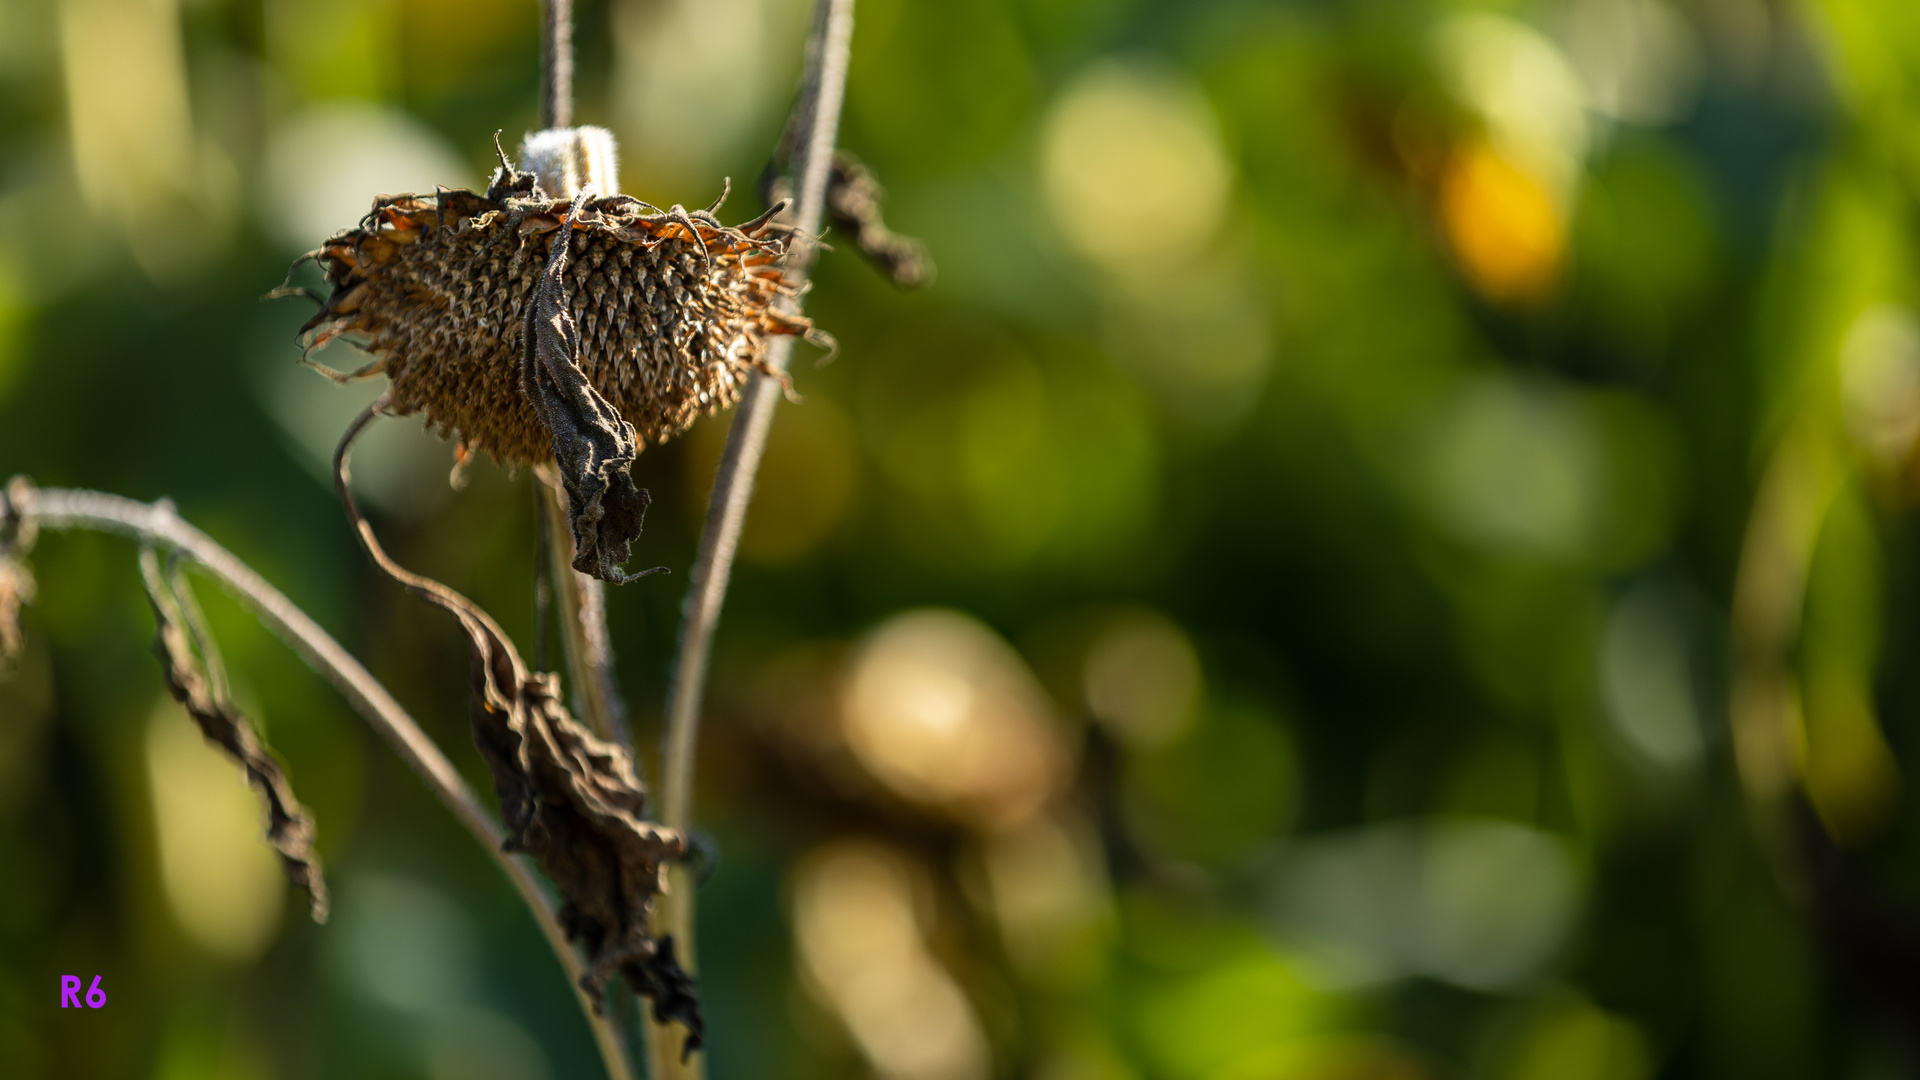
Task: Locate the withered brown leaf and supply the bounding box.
[824,152,935,290]
[335,409,703,1054]
[521,199,661,583]
[138,545,329,922]
[763,150,933,289]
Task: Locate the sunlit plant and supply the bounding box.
[0,0,927,1076]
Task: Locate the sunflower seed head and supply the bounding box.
[298,188,811,469]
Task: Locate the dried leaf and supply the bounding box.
[138,545,329,922]
[437,585,703,1050]
[521,205,661,583]
[825,152,935,290]
[764,151,933,289]
[337,422,703,1053]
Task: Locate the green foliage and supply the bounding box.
[5,0,1920,1078]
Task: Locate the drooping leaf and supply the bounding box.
[336,417,703,1054]
[138,545,329,922]
[520,212,660,583]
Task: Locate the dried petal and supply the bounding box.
[138,546,329,922]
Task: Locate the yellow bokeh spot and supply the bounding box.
[840,609,1069,828]
[1438,140,1566,304]
[792,842,990,1080]
[1041,61,1231,273]
[1498,991,1653,1080]
[147,702,286,962]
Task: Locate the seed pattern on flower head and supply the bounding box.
[297,184,815,467]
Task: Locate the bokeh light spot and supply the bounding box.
[1083,609,1201,751]
[842,609,1069,827]
[793,841,991,1080]
[1439,140,1566,305]
[1041,60,1232,273]
[146,702,286,963]
[261,102,473,253]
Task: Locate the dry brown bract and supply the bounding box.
[296,170,815,581]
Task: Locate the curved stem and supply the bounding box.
[16,484,635,1080]
[648,0,855,1075]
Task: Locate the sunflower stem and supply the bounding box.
[539,478,632,745]
[646,0,856,1075]
[541,0,574,129]
[12,484,635,1080]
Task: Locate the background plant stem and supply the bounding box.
[540,0,573,129]
[17,486,636,1080]
[645,0,856,1074]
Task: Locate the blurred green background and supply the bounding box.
[4,0,1920,1076]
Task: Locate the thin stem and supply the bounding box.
[663,0,852,855]
[16,486,635,1080]
[647,0,855,1074]
[535,481,554,672]
[539,478,631,745]
[541,0,574,129]
[521,54,635,762]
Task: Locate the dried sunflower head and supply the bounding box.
[292,134,818,578]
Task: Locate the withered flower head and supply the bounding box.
[294,154,817,579]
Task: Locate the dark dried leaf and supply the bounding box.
[138,545,329,922]
[826,153,935,290]
[521,206,662,584]
[336,417,701,1053]
[635,935,704,1060]
[428,580,701,1046]
[764,151,933,289]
